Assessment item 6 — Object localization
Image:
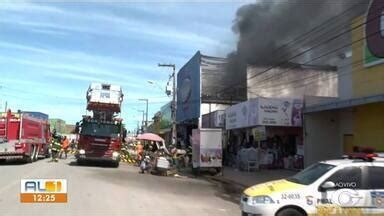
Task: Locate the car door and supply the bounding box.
[364,165,384,215]
[316,166,370,215]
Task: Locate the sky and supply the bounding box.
[0,0,250,131]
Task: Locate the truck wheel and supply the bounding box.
[33,146,39,161]
[24,146,36,163]
[276,208,306,216]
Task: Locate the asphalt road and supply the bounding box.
[0,156,240,216]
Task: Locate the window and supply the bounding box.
[326,166,363,189]
[81,122,120,138]
[286,162,335,185]
[366,166,384,189]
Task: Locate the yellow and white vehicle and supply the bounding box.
[241,153,384,216]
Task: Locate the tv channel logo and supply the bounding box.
[20,179,67,203]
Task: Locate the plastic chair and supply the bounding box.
[246,148,259,172]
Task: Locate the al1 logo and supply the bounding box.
[20,179,67,203]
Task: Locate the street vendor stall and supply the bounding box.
[136,133,173,175]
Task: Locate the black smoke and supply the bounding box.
[227,0,368,73]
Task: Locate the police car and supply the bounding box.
[241,153,384,216]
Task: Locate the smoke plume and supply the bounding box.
[227,0,368,73]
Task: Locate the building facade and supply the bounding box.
[304,10,384,167]
[176,51,245,146]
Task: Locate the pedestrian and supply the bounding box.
[59,136,70,159]
[136,141,144,162]
[70,139,76,152]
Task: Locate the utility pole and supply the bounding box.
[138,99,149,130]
[138,110,145,133]
[158,63,176,145]
[136,121,140,136]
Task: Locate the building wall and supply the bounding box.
[49,118,66,134]
[247,66,338,99]
[351,16,384,98]
[305,13,384,166]
[304,111,342,167]
[200,103,229,116]
[353,103,384,151]
[337,55,353,100]
[350,16,384,150]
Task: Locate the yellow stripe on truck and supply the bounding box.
[244,179,305,197]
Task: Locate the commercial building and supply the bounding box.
[304,12,384,166]
[176,51,245,146]
[154,101,173,144]
[247,64,338,99]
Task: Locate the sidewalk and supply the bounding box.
[208,166,298,188]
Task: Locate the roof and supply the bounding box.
[321,159,357,166]
[247,62,337,71]
[321,157,384,166]
[305,94,384,113]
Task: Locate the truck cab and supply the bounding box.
[76,117,125,167]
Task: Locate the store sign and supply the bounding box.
[258,98,303,127]
[176,52,201,122]
[202,110,225,128]
[214,110,225,128]
[252,126,266,141]
[225,97,303,130]
[225,102,249,129]
[364,0,384,67]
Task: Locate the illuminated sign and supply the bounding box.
[20,179,67,203]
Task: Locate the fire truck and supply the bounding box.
[0,110,50,162]
[76,83,125,167]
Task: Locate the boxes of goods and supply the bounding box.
[156,157,170,169]
[86,83,123,112]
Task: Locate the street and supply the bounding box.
[0,158,240,216]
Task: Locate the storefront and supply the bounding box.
[225,97,304,170]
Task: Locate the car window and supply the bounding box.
[286,162,335,185]
[326,166,362,189]
[366,166,384,189]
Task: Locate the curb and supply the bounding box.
[204,175,248,189]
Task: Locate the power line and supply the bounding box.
[216,2,377,96]
[246,19,381,92]
[272,1,367,60]
[232,10,381,94]
[248,49,379,96]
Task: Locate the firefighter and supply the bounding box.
[59,136,69,159]
[50,131,62,162]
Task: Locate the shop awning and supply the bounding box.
[304,94,384,113]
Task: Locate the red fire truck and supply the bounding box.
[0,110,50,162]
[76,83,125,167]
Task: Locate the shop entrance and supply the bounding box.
[343,134,354,154]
